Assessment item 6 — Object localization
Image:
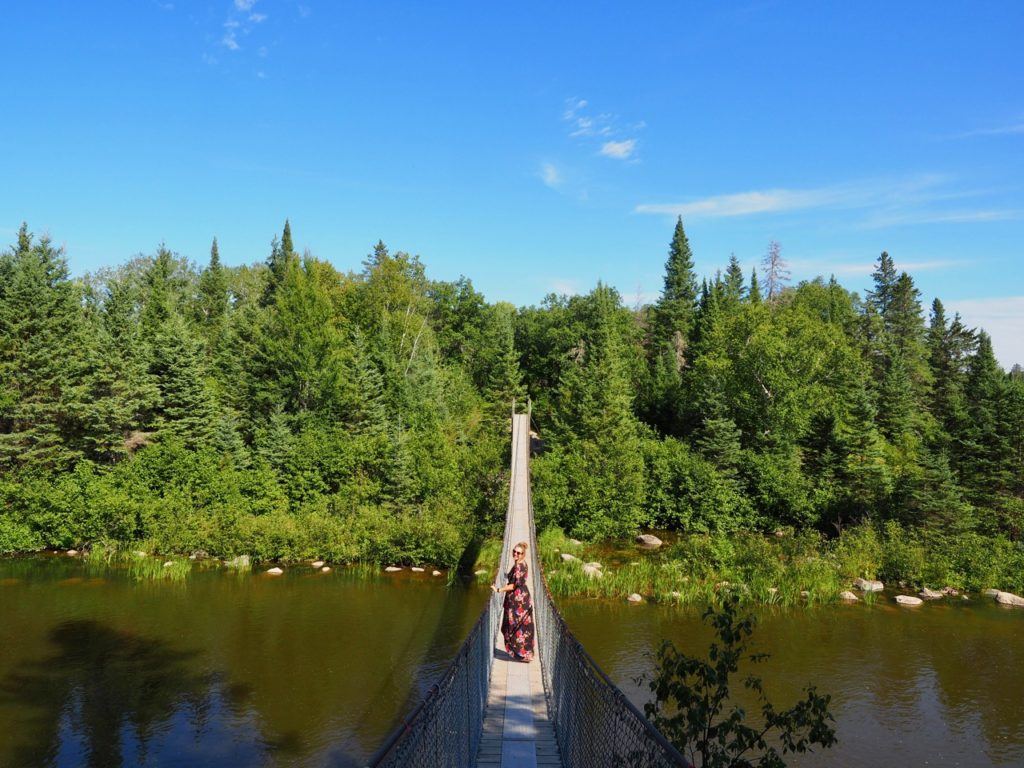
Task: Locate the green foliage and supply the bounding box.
[642,596,836,767]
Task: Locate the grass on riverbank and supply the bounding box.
[531,523,1024,606]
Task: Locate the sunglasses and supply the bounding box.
[513,550,523,555]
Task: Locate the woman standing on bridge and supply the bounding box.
[491,541,535,662]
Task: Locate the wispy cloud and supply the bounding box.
[234,0,256,9]
[562,97,642,159]
[946,296,1024,368]
[600,139,637,160]
[946,121,1024,139]
[215,0,270,60]
[635,175,1013,229]
[539,162,562,189]
[861,209,1021,228]
[790,257,967,278]
[548,278,581,295]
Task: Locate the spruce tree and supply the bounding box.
[723,254,745,304]
[198,237,229,329]
[748,267,762,304]
[652,216,698,362]
[0,227,85,469]
[866,251,898,317]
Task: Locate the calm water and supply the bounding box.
[561,595,1024,767]
[0,556,487,768]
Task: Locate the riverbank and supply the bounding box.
[510,524,1024,607]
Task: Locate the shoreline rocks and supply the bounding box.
[582,563,603,579]
[311,560,324,568]
[995,591,1024,607]
[226,555,251,570]
[384,566,402,572]
[895,595,923,606]
[560,553,578,562]
[432,570,442,576]
[266,567,284,575]
[854,577,884,592]
[636,534,663,550]
[919,587,944,600]
[839,590,860,602]
[411,567,424,573]
[627,593,644,603]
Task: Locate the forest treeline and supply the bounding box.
[1,219,1022,573]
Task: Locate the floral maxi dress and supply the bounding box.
[501,561,535,661]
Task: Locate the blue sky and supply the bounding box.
[3,1,1022,366]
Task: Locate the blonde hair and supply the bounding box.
[514,541,528,554]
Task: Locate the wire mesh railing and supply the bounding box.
[368,405,689,767]
[364,406,522,768]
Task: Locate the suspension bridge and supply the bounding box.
[367,408,689,768]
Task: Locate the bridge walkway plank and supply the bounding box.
[474,414,562,768]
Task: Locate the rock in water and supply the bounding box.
[384,566,402,572]
[432,570,442,576]
[626,593,644,603]
[266,567,284,575]
[854,577,884,592]
[311,560,324,568]
[839,590,860,601]
[226,555,251,570]
[919,587,944,599]
[411,567,424,573]
[995,591,1024,607]
[982,588,1001,597]
[321,566,331,573]
[66,550,78,556]
[895,595,923,606]
[635,534,663,550]
[582,564,603,579]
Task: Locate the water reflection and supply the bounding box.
[0,558,486,767]
[560,598,1024,767]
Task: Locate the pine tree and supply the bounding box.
[149,316,218,449]
[748,267,762,304]
[836,379,891,525]
[960,332,1010,503]
[877,351,914,440]
[484,305,526,418]
[722,254,745,304]
[0,226,85,469]
[866,251,898,317]
[263,220,298,306]
[140,246,177,337]
[198,237,229,329]
[652,216,698,364]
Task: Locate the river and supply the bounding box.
[2,556,1022,767]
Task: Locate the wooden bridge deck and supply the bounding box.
[475,414,562,768]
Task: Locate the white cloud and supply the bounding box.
[946,296,1024,369]
[634,175,1011,227]
[790,258,967,278]
[947,122,1024,139]
[861,209,1021,228]
[249,12,267,22]
[234,0,256,10]
[221,25,240,50]
[600,139,637,160]
[539,162,562,189]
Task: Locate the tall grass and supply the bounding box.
[536,523,1024,606]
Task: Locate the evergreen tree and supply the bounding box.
[835,379,891,525]
[722,254,746,304]
[866,251,898,318]
[149,316,218,448]
[0,226,85,469]
[263,220,298,306]
[877,351,914,440]
[960,332,1010,503]
[652,216,698,364]
[748,267,762,304]
[198,237,229,329]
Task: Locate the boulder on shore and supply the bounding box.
[582,564,603,580]
[839,590,859,602]
[919,587,944,600]
[226,555,251,570]
[266,567,284,575]
[568,538,583,546]
[995,591,1024,607]
[626,593,644,603]
[895,595,923,606]
[854,577,884,592]
[384,566,402,572]
[311,560,325,568]
[636,534,663,550]
[982,588,1001,597]
[66,550,78,556]
[411,567,425,573]
[560,553,578,562]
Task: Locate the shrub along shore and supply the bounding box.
[517,526,1024,607]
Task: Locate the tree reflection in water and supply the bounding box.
[0,620,249,768]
